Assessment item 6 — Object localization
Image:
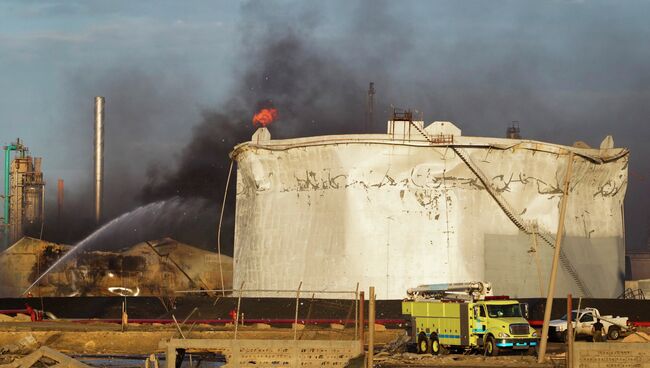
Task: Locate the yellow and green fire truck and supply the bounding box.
[402,281,539,356]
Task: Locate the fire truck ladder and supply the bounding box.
[407,281,492,302]
[408,121,592,297]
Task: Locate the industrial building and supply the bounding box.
[2,139,45,248]
[231,113,628,299]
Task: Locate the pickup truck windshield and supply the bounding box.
[560,312,579,321]
[486,304,522,318]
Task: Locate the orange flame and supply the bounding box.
[252,108,278,127]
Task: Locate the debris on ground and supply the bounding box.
[0,346,90,368]
[12,314,32,322]
[0,334,39,355]
[381,330,410,355]
[622,331,650,342]
[344,353,365,368]
[0,314,31,323]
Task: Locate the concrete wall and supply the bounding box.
[572,341,650,367]
[163,338,363,367]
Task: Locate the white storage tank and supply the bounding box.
[230,119,628,299]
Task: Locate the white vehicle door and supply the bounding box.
[578,312,595,335]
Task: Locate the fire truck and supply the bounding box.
[402,281,539,356]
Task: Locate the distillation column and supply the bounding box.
[3,139,45,246]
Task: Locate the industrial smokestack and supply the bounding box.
[94,96,104,224]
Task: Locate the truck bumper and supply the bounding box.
[496,338,539,349]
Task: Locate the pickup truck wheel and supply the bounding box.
[485,336,499,356]
[607,327,621,340]
[560,330,568,343]
[417,334,431,354]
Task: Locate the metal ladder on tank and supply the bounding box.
[408,121,592,297]
[617,288,645,300]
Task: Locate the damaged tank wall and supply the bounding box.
[231,125,628,299]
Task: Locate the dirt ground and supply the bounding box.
[375,353,566,368]
[2,321,619,367]
[0,321,399,355]
[375,328,650,368]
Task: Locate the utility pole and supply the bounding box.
[538,152,575,363]
[367,286,375,368]
[567,294,574,368]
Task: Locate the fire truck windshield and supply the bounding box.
[486,304,522,318]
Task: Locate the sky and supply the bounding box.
[0,0,649,251]
[0,0,239,190]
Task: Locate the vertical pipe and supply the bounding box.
[39,181,45,240]
[57,179,64,223]
[293,281,302,341]
[354,283,359,340]
[94,96,105,224]
[37,254,41,298]
[234,281,244,340]
[3,147,9,248]
[3,144,16,249]
[366,82,375,131]
[538,152,574,363]
[216,160,233,296]
[567,294,574,368]
[367,287,375,368]
[359,291,365,344]
[532,230,545,297]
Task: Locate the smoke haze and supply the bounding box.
[18,0,648,252]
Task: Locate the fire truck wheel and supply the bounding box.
[527,346,538,356]
[485,336,499,356]
[417,334,431,354]
[430,335,441,355]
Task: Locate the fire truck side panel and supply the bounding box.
[402,301,470,346]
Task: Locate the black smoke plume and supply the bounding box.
[138,26,373,252]
[40,0,650,252]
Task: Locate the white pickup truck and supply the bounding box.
[549,307,628,341]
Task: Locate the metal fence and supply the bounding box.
[175,282,361,340]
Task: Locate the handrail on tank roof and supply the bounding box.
[231,135,628,164]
